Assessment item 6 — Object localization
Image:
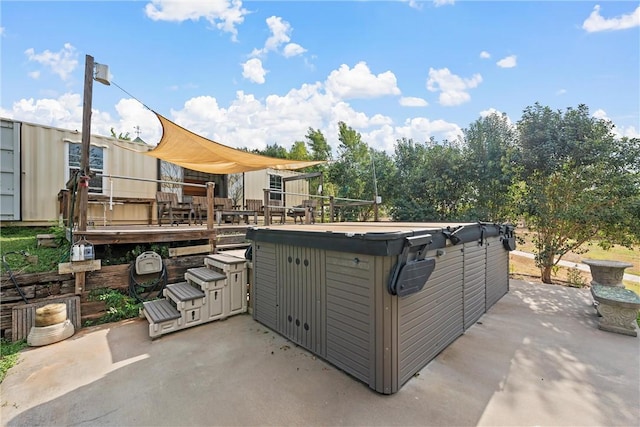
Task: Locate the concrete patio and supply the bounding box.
[1,279,638,426]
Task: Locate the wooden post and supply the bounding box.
[329,196,335,223]
[75,54,95,295]
[263,189,271,226]
[206,182,215,250]
[374,200,379,222]
[78,54,94,233]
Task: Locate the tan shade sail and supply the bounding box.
[144,112,325,174]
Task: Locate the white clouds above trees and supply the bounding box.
[399,97,428,107]
[582,5,640,32]
[325,62,401,99]
[24,43,78,80]
[144,0,247,40]
[242,58,267,84]
[496,55,517,68]
[426,68,482,106]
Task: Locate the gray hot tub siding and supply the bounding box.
[250,223,511,394]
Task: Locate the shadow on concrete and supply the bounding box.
[2,281,638,426]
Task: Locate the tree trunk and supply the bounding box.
[541,266,553,284]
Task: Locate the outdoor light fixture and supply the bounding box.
[94,63,111,86]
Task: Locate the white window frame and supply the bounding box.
[268,174,282,201]
[64,140,107,194]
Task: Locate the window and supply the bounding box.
[68,143,104,193]
[269,174,282,201]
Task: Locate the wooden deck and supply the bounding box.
[73,224,251,246]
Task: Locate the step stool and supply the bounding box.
[164,282,206,327]
[185,267,228,321]
[142,299,181,338]
[204,254,248,316]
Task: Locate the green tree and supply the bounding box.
[513,103,640,283]
[390,138,472,221]
[463,112,516,221]
[255,143,288,159]
[305,128,332,161]
[288,141,310,160]
[327,122,376,220]
[110,128,131,140]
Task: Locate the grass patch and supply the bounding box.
[0,226,70,274]
[0,339,27,383]
[515,230,639,276]
[510,253,586,286]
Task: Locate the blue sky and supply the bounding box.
[1,1,638,153]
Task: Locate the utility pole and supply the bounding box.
[78,54,95,233]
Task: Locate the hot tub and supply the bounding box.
[246,222,515,394]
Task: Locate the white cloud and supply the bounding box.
[28,71,40,79]
[426,67,482,106]
[0,63,472,154]
[433,0,455,7]
[24,43,78,80]
[325,62,401,99]
[592,108,608,120]
[591,108,640,139]
[283,43,306,58]
[556,89,567,96]
[264,16,291,52]
[144,0,247,40]
[0,27,5,36]
[479,108,514,125]
[480,51,491,59]
[242,58,267,84]
[399,97,428,107]
[582,5,640,33]
[251,16,307,59]
[479,108,501,118]
[496,55,517,68]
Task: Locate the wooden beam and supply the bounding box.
[168,244,213,258]
[282,172,322,182]
[58,260,101,274]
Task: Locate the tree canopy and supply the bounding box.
[246,102,639,285]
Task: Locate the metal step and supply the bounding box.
[143,299,181,323]
[166,281,205,302]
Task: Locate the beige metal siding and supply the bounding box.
[244,169,308,207]
[19,121,157,224]
[397,247,464,386]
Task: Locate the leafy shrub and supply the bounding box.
[84,288,141,326]
[566,267,587,288]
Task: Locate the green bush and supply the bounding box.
[84,289,141,326]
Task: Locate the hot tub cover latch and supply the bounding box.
[388,234,436,297]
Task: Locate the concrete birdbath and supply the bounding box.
[582,259,633,288]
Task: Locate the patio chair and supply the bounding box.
[214,197,241,224]
[156,191,193,226]
[245,199,264,216]
[267,199,285,224]
[191,196,208,225]
[287,199,317,224]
